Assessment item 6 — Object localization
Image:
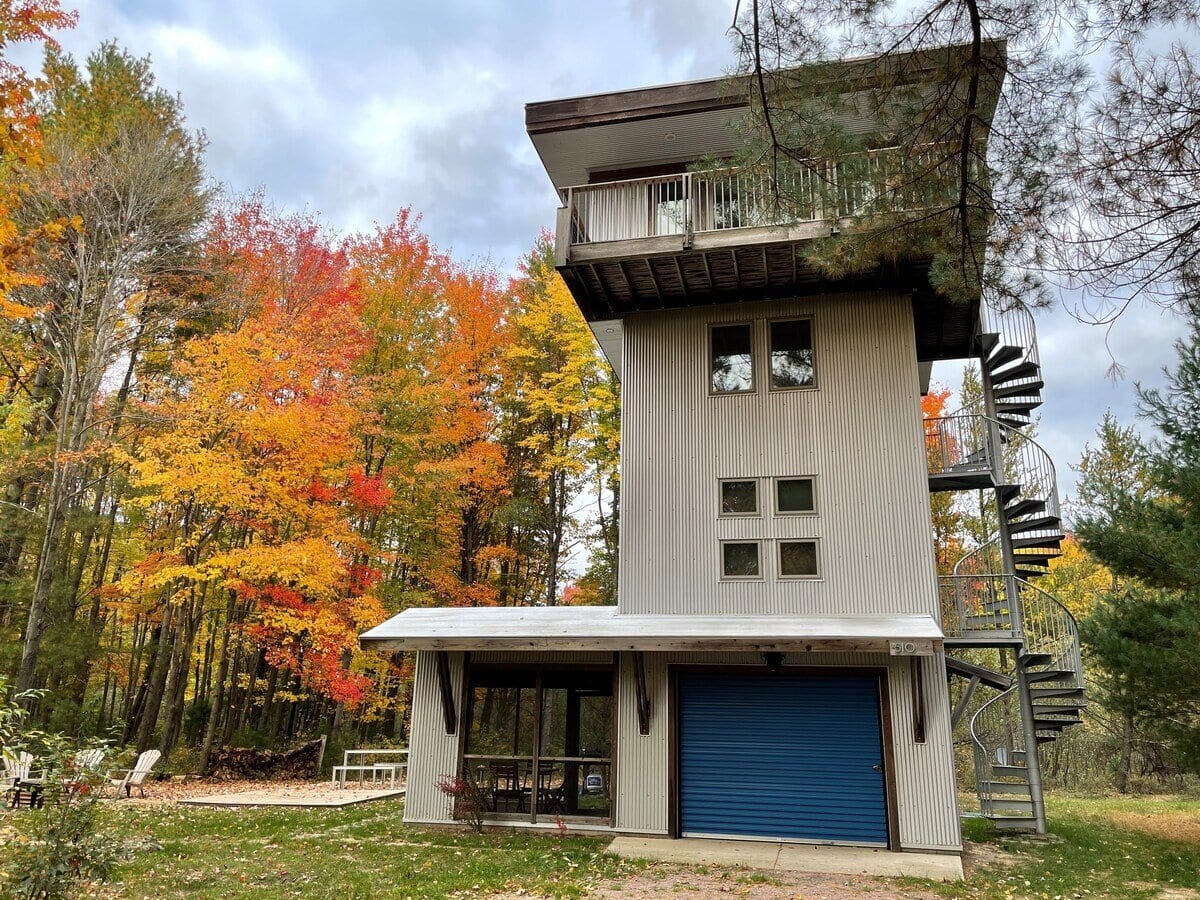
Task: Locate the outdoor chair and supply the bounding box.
[488,761,527,813]
[107,748,161,799]
[3,750,42,809]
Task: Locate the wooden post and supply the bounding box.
[435,651,457,736]
[632,652,652,735]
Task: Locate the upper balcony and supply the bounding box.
[551,150,977,364]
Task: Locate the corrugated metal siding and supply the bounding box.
[615,651,961,850]
[617,292,939,618]
[887,652,962,849]
[678,672,888,844]
[403,650,465,824]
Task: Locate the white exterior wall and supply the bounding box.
[614,651,962,851]
[617,291,940,619]
[403,650,465,824]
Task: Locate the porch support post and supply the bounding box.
[435,651,457,735]
[632,651,652,735]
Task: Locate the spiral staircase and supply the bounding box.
[926,302,1086,833]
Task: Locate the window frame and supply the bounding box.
[708,321,756,396]
[719,539,764,581]
[718,478,761,518]
[767,316,817,393]
[777,538,822,580]
[773,475,818,516]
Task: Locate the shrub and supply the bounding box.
[0,680,118,900]
[434,773,488,832]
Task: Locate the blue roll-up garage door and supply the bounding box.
[678,672,889,845]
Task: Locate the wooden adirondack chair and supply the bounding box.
[4,750,40,808]
[73,748,105,775]
[2,749,33,785]
[108,749,161,799]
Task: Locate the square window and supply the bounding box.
[779,540,820,578]
[776,477,816,514]
[711,323,754,394]
[721,542,761,578]
[769,319,815,389]
[720,479,758,515]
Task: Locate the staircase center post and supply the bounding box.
[981,335,1048,835]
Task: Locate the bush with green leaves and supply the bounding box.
[0,679,118,900]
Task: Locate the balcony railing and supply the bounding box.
[562,144,960,247]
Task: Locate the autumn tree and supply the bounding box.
[5,43,208,701]
[504,238,616,606]
[120,200,387,763]
[0,0,76,305]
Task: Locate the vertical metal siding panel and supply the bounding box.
[615,652,670,833]
[887,653,962,850]
[403,650,465,824]
[618,292,939,618]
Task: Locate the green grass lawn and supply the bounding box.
[100,800,635,898]
[89,793,1200,898]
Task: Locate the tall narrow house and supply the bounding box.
[362,41,1084,860]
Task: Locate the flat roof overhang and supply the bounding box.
[360,605,943,654]
[526,41,1006,192]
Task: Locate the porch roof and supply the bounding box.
[359,606,942,653]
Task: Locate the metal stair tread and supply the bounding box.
[989,345,1024,368]
[1006,515,1062,534]
[1004,498,1046,518]
[992,381,1044,400]
[989,361,1040,385]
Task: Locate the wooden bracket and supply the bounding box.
[911,657,927,743]
[632,651,652,735]
[435,651,457,735]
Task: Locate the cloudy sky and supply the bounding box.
[35,0,1188,512]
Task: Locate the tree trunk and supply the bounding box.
[1115,710,1135,794]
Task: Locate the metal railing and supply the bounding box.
[970,684,1025,812]
[563,144,961,246]
[1019,579,1083,685]
[982,300,1041,376]
[966,576,1082,813]
[939,574,1017,638]
[925,414,990,478]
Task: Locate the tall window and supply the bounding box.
[769,319,815,389]
[711,323,754,393]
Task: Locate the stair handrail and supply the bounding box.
[926,411,1062,522]
[998,422,1062,521]
[1015,578,1084,687]
[952,537,1000,578]
[982,300,1041,373]
[967,684,1024,814]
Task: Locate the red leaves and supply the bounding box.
[346,469,393,513]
